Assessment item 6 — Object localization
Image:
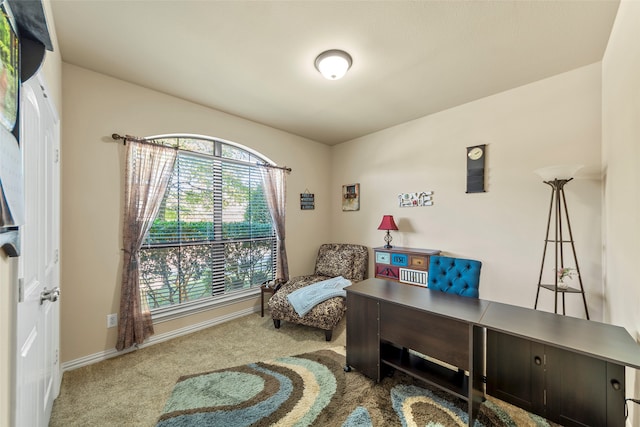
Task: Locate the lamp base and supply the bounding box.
[383,231,393,249]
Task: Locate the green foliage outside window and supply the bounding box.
[139,231,275,308]
[144,220,273,244]
[138,136,276,311]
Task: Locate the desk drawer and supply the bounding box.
[375,265,399,280]
[399,268,428,286]
[375,251,391,264]
[391,253,409,267]
[380,302,469,370]
[409,255,429,270]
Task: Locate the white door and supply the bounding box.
[15,74,61,427]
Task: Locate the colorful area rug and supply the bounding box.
[156,347,560,426]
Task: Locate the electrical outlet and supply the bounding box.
[107,313,118,328]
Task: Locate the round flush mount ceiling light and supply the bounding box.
[314,49,352,80]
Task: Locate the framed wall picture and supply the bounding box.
[342,183,360,211]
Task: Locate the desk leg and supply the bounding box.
[469,325,485,426]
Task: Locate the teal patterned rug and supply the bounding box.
[156,347,560,426]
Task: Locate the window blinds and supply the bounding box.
[139,141,276,309]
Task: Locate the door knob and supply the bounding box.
[40,287,60,305]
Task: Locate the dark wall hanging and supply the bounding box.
[466,144,486,193]
[300,191,314,210]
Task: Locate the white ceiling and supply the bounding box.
[50,1,620,145]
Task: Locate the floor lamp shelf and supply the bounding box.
[533,173,589,320]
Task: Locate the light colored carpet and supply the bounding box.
[49,313,345,426]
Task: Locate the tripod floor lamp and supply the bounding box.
[533,165,590,319]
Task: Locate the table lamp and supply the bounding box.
[377,215,398,249]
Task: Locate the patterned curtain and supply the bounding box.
[116,141,177,351]
[261,167,289,283]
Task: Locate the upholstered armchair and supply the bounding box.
[427,255,482,298]
[267,243,368,341]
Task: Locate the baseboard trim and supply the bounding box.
[61,307,258,372]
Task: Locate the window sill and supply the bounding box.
[150,287,261,323]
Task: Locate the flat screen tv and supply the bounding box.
[0,0,18,133]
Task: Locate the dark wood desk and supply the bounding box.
[345,278,640,427]
[345,278,489,425]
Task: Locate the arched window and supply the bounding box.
[138,135,276,315]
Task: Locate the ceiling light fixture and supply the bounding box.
[314,49,352,80]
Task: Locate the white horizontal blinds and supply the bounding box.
[139,136,276,310]
[139,245,215,308]
[175,152,215,241]
[141,151,217,307]
[210,152,225,296]
[145,152,215,243]
[221,151,275,290]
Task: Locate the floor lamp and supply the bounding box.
[533,165,590,319]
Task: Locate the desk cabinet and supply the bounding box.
[487,331,625,427]
[346,293,380,380]
[374,246,440,285]
[347,279,640,427]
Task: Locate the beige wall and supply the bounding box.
[602,1,640,425]
[59,63,331,363]
[331,63,603,319]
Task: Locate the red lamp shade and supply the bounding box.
[377,215,398,231]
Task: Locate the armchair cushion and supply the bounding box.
[286,276,351,317]
[313,243,368,281]
[315,249,355,278]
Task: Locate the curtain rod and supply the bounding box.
[111,133,146,144]
[257,162,292,173]
[111,133,292,173]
